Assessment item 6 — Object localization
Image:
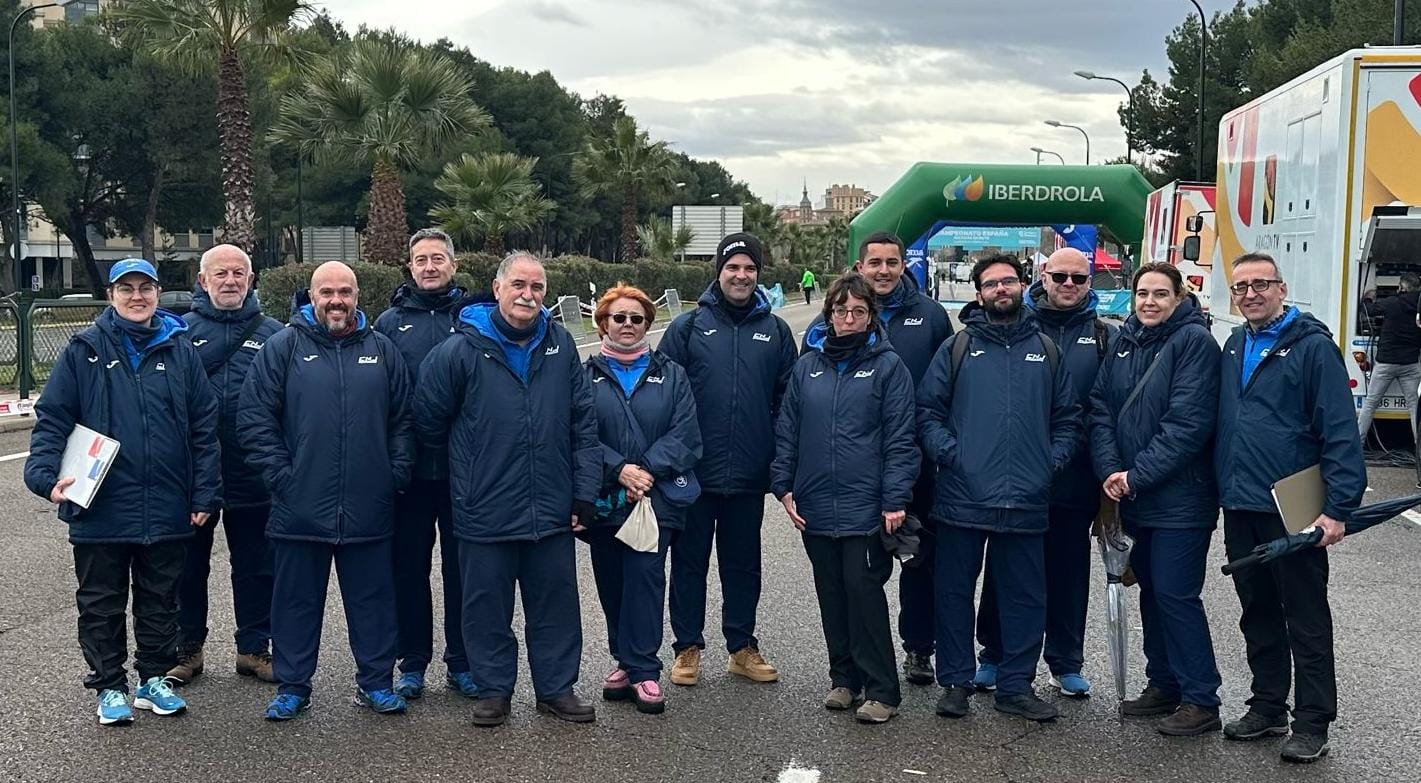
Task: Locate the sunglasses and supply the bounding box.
[610,312,646,325]
[1048,272,1090,285]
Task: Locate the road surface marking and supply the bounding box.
[0,450,29,463]
[777,761,821,783]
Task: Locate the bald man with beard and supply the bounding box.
[238,262,415,721]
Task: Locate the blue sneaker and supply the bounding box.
[1051,672,1092,698]
[972,663,998,692]
[265,693,311,721]
[395,671,425,699]
[446,671,478,698]
[134,677,187,716]
[355,688,408,714]
[96,688,134,726]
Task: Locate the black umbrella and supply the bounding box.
[1221,493,1421,576]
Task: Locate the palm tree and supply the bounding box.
[573,116,676,262]
[112,0,312,253]
[430,152,555,256]
[271,36,488,264]
[635,217,694,262]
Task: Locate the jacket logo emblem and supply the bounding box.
[810,370,824,378]
[1025,353,1047,363]
[1077,337,1097,345]
[398,324,415,332]
[192,339,208,347]
[242,340,263,350]
[701,329,717,336]
[358,356,379,364]
[1277,348,1291,357]
[544,345,560,356]
[593,376,605,383]
[752,333,771,342]
[853,369,875,378]
[302,355,319,362]
[1116,350,1131,358]
[106,360,120,369]
[647,376,665,384]
[969,350,986,357]
[675,476,689,488]
[1259,349,1270,358]
[903,317,923,326]
[87,356,98,363]
[155,362,166,371]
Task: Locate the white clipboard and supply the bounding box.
[58,424,121,509]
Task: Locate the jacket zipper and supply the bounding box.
[135,354,152,545]
[829,357,842,536]
[335,340,346,543]
[726,314,740,489]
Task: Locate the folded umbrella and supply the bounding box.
[1097,511,1135,703]
[1221,493,1421,576]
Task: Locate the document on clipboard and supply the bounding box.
[58,425,120,509]
[1271,464,1324,534]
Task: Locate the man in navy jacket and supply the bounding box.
[916,253,1082,724]
[976,247,1112,698]
[25,258,220,725]
[373,228,473,700]
[660,232,798,687]
[170,244,283,686]
[1215,252,1366,763]
[799,232,953,686]
[238,261,415,721]
[416,251,601,727]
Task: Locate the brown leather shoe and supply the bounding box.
[728,647,779,683]
[236,651,276,683]
[165,646,205,686]
[671,647,701,686]
[1157,703,1222,736]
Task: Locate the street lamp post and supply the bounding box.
[1045,120,1091,165]
[1397,0,1406,46]
[1074,70,1136,164]
[1030,146,1065,165]
[1187,0,1208,181]
[9,2,64,399]
[295,153,304,264]
[674,181,687,263]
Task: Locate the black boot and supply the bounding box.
[902,653,934,686]
[1280,731,1330,763]
[536,692,596,723]
[1223,709,1289,741]
[935,685,972,718]
[1120,685,1180,717]
[471,696,511,727]
[994,692,1059,723]
[1156,704,1222,736]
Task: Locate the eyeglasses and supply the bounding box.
[831,307,870,321]
[979,277,1022,291]
[609,312,646,325]
[113,283,158,297]
[1228,279,1283,296]
[1048,272,1090,286]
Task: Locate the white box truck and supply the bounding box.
[1143,181,1217,314]
[1212,47,1421,418]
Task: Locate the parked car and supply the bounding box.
[159,289,193,315]
[31,293,100,324]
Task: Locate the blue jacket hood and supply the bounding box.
[697,281,772,316]
[457,300,551,341]
[959,300,1043,345]
[1025,279,1101,328]
[388,282,466,312]
[96,306,189,349]
[289,287,369,338]
[1122,292,1208,347]
[803,321,886,357]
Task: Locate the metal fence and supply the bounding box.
[0,298,107,394]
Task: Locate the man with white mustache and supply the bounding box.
[238,261,415,721]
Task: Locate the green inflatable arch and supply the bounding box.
[846,162,1154,263]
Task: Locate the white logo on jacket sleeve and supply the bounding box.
[242,340,263,350]
[192,339,208,347]
[1116,350,1130,358]
[155,362,166,371]
[302,355,319,362]
[593,376,606,383]
[88,356,98,363]
[853,369,876,378]
[752,332,771,342]
[809,370,824,378]
[106,360,120,369]
[1277,348,1291,357]
[544,344,560,356]
[1025,353,1046,363]
[969,349,986,357]
[398,324,415,332]
[358,355,379,364]
[1076,337,1097,345]
[647,376,665,384]
[903,317,924,326]
[702,329,717,336]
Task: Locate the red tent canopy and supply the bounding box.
[1093,247,1122,270]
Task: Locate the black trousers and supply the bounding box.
[73,540,186,692]
[177,504,273,654]
[897,465,937,655]
[803,532,900,706]
[669,492,765,654]
[392,480,466,675]
[1224,509,1336,733]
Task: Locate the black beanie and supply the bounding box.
[715,232,764,275]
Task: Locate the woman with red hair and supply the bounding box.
[583,284,702,714]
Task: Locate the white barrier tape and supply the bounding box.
[0,399,35,417]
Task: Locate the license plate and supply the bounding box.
[1355,395,1409,410]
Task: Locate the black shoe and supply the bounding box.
[1156,704,1222,736]
[536,692,596,723]
[994,692,1058,723]
[935,686,972,719]
[1280,731,1330,763]
[471,696,511,727]
[1223,709,1290,741]
[1120,685,1181,717]
[902,653,934,686]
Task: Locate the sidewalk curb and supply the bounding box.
[0,416,35,433]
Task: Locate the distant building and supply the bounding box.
[775,180,875,226]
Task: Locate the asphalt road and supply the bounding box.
[2,299,1421,782]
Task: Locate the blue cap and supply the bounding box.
[108,258,159,285]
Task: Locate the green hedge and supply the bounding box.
[255,256,809,322]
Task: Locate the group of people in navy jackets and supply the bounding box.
[25,228,1364,762]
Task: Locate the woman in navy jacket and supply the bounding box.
[1089,262,1223,736]
[583,285,702,715]
[771,273,918,725]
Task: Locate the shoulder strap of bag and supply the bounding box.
[948,331,970,388]
[1093,316,1109,363]
[211,312,266,373]
[1120,347,1168,416]
[1038,332,1060,377]
[604,364,652,453]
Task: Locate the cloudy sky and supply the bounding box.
[336,0,1234,207]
